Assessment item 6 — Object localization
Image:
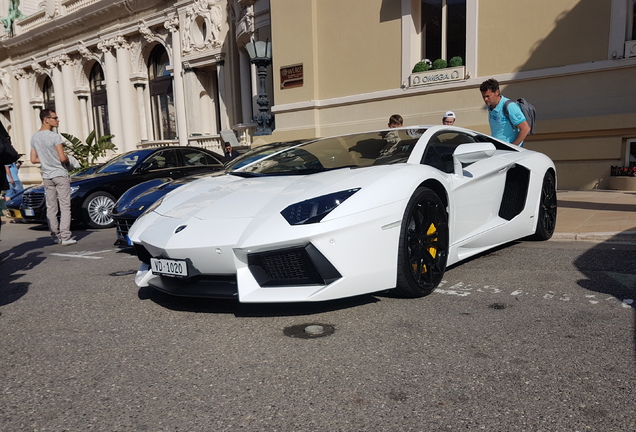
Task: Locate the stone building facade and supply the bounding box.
[0,0,272,184]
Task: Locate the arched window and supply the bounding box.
[43,76,55,111]
[90,63,110,137]
[148,45,176,140]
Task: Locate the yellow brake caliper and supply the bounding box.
[412,223,437,275]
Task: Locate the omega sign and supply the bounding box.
[408,66,465,88]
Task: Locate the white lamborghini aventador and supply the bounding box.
[129,126,557,302]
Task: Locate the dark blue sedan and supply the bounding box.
[16,146,226,228]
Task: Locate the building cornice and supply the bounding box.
[0,0,168,57]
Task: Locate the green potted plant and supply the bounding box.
[449,56,463,67]
[432,58,447,70]
[62,130,117,169]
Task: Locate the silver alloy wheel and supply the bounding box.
[86,194,115,227]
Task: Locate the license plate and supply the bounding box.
[151,258,188,277]
[8,209,23,218]
[24,208,34,217]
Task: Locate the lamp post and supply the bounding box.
[245,39,274,135]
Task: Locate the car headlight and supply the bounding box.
[70,186,80,197]
[281,188,360,225]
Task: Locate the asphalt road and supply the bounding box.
[1,221,635,432]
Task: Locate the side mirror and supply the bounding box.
[452,142,497,177]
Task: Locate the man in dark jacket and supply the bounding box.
[0,121,18,235]
[224,144,240,160]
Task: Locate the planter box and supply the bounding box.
[608,176,636,191]
[408,66,465,88]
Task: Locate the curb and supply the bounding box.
[551,231,636,243]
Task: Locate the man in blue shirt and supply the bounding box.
[480,78,530,147]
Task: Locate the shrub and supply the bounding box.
[432,58,447,70]
[449,56,463,67]
[412,61,429,73]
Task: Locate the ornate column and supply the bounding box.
[46,57,67,130]
[165,17,188,146]
[14,69,35,147]
[98,39,124,150]
[113,36,138,152]
[75,92,90,140]
[60,55,82,138]
[131,76,149,142]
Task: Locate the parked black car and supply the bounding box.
[17,146,226,228]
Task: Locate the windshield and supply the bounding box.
[97,150,153,174]
[225,141,301,171]
[234,130,426,176]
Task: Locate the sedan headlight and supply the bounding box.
[70,186,80,197]
[281,188,360,225]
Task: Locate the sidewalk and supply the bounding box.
[553,189,636,243]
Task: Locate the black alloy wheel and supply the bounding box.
[531,171,557,241]
[394,187,449,298]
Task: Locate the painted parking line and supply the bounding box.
[50,249,115,259]
[435,280,635,309]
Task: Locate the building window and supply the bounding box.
[421,0,466,62]
[630,0,636,40]
[148,45,176,141]
[90,63,110,137]
[627,139,636,167]
[42,76,55,111]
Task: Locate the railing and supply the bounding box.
[137,135,225,154]
[14,11,47,35]
[62,0,101,14]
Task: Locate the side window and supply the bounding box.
[474,133,517,151]
[179,149,223,167]
[145,150,179,170]
[422,131,476,173]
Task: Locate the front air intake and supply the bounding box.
[248,244,341,287]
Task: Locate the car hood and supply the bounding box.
[70,171,122,184]
[151,166,408,222]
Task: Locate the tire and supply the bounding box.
[82,192,116,228]
[394,187,449,298]
[531,171,557,241]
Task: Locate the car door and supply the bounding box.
[177,148,225,176]
[448,135,516,243]
[421,130,511,244]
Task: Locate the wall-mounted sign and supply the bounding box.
[280,64,303,89]
[408,66,465,88]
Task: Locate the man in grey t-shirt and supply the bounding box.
[30,109,76,245]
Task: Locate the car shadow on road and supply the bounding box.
[137,285,380,317]
[572,228,636,361]
[0,224,96,308]
[0,237,49,308]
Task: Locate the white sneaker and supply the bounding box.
[61,238,77,246]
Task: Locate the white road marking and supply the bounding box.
[434,280,634,309]
[50,249,115,259]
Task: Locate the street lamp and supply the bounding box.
[245,38,274,135]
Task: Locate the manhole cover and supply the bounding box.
[110,270,137,276]
[283,323,335,339]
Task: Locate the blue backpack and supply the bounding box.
[504,98,536,135]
